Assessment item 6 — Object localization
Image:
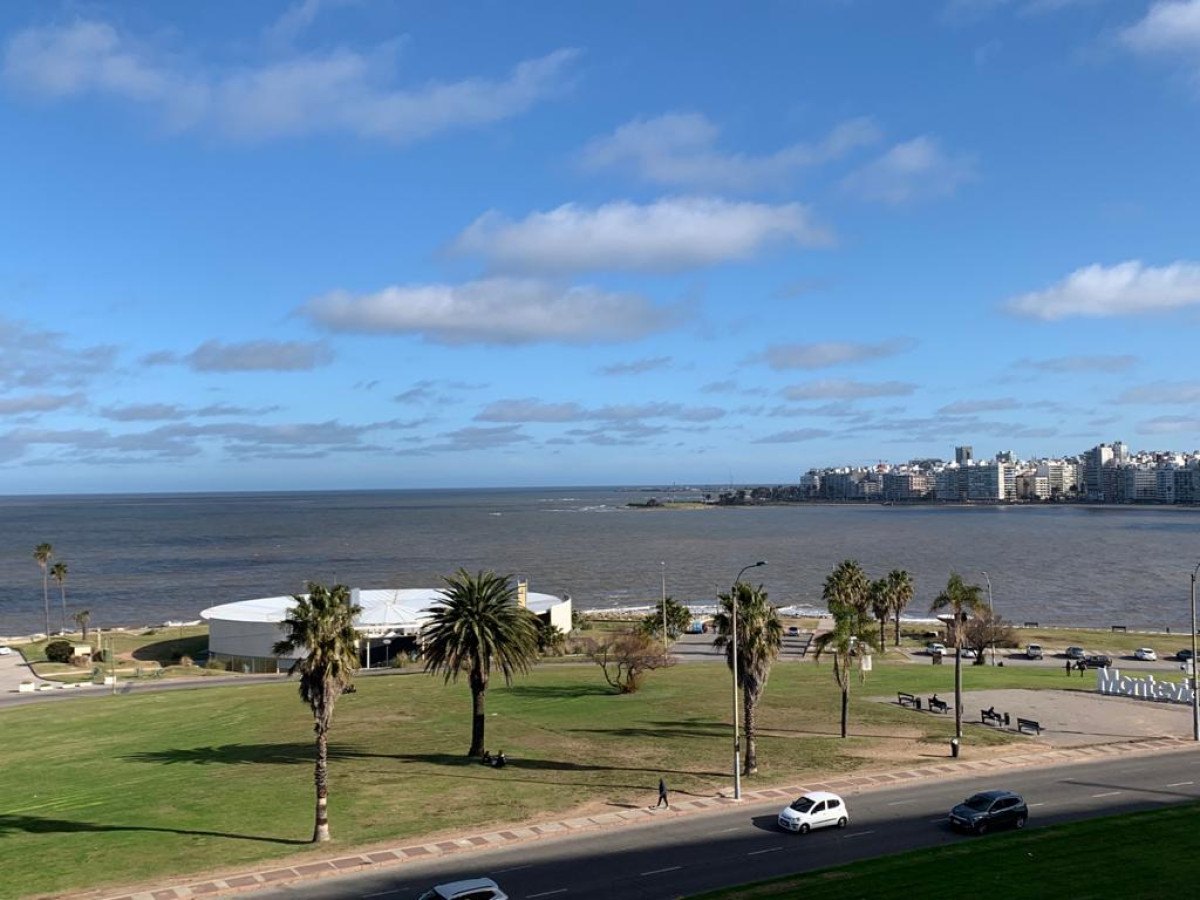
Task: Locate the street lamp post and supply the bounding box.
[981,571,995,667]
[382,638,392,668]
[661,561,668,653]
[729,560,767,801]
[1191,563,1200,742]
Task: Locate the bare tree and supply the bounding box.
[961,608,1017,665]
[587,631,673,693]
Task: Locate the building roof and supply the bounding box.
[201,588,566,633]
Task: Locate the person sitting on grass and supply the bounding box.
[481,750,492,766]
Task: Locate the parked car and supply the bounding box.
[926,642,946,656]
[1026,643,1043,660]
[1083,653,1112,669]
[959,648,977,660]
[949,790,1028,835]
[786,625,801,637]
[1177,649,1195,662]
[0,646,12,656]
[417,879,508,900]
[1065,646,1086,660]
[1134,647,1157,661]
[777,791,849,834]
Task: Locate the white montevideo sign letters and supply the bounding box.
[1095,667,1195,705]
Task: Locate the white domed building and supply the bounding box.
[201,582,571,673]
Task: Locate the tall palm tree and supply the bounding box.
[887,569,914,647]
[869,578,891,652]
[711,582,783,775]
[273,582,361,843]
[930,572,986,740]
[813,593,879,738]
[50,561,68,633]
[72,609,91,641]
[422,569,541,757]
[822,559,870,612]
[33,543,53,637]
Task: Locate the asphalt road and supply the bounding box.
[251,748,1200,900]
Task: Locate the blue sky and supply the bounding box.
[2,0,1199,494]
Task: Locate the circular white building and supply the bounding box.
[201,584,572,673]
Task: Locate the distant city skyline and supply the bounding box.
[2,1,1200,494]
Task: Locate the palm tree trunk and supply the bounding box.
[60,584,68,634]
[743,685,757,775]
[880,619,886,653]
[894,612,901,647]
[42,570,50,637]
[840,682,849,739]
[469,685,486,757]
[954,624,963,740]
[313,725,331,842]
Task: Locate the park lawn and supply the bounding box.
[0,659,1067,900]
[18,625,210,667]
[693,801,1200,900]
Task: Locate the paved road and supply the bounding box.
[252,748,1200,900]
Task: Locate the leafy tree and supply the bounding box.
[869,578,891,652]
[570,609,591,632]
[537,622,568,657]
[72,609,91,641]
[34,543,53,637]
[587,630,673,693]
[886,569,914,647]
[639,595,693,643]
[931,572,987,739]
[962,608,1018,664]
[272,582,361,843]
[422,569,541,757]
[711,582,783,775]
[50,561,68,634]
[822,559,870,613]
[813,584,879,739]
[44,639,74,664]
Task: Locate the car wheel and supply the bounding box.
[975,822,988,836]
[799,823,810,835]
[1015,815,1027,830]
[837,817,848,829]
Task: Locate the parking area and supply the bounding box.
[0,648,48,693]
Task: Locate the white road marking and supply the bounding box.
[845,830,876,838]
[887,799,915,806]
[528,891,569,899]
[495,865,533,874]
[362,892,401,899]
[929,817,947,823]
[747,847,782,856]
[711,826,741,834]
[1091,791,1122,798]
[1028,803,1047,808]
[641,866,682,876]
[1167,781,1194,787]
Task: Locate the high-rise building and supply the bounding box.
[967,462,1007,501]
[955,445,973,465]
[1085,444,1114,500]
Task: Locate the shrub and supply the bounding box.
[179,655,193,667]
[586,630,674,693]
[44,640,74,664]
[205,658,225,671]
[92,649,107,663]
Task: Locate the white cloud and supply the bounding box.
[597,356,672,376]
[304,278,683,345]
[758,338,917,371]
[1139,415,1200,434]
[752,428,831,444]
[1026,354,1137,373]
[580,113,880,189]
[1121,1,1200,57]
[1005,260,1200,319]
[0,315,116,390]
[2,19,577,143]
[841,136,976,204]
[782,379,917,400]
[450,197,832,274]
[0,392,85,415]
[475,398,724,423]
[1118,381,1200,405]
[185,339,334,372]
[937,397,1021,415]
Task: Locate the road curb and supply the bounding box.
[84,735,1197,900]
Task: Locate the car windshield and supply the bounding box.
[417,892,442,900]
[790,797,816,812]
[1029,645,1041,650]
[963,794,994,811]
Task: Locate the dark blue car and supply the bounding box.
[949,790,1028,835]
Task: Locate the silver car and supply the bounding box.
[418,880,508,900]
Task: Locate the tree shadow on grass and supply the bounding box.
[499,684,613,700]
[387,752,726,784]
[131,635,208,664]
[122,743,386,766]
[0,814,308,845]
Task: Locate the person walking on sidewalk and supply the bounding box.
[655,776,669,808]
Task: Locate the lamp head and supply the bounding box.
[755,560,767,567]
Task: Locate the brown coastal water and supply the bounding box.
[1,488,1198,634]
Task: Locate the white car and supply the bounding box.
[418,879,507,900]
[926,642,946,656]
[777,790,849,834]
[959,648,977,660]
[1134,647,1157,662]
[0,646,12,656]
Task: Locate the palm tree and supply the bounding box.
[822,559,870,612]
[711,582,783,775]
[813,594,879,738]
[50,561,68,633]
[272,582,361,843]
[422,569,541,757]
[869,578,891,652]
[33,543,53,637]
[72,609,91,641]
[930,572,986,740]
[887,569,914,647]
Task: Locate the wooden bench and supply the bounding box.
[981,709,1004,726]
[928,697,950,714]
[897,691,918,708]
[1017,717,1043,735]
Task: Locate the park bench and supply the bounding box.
[928,697,950,714]
[980,709,1005,726]
[1017,717,1043,735]
[897,691,918,708]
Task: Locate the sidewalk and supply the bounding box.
[86,734,1195,900]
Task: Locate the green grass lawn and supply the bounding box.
[693,802,1200,900]
[0,658,1069,900]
